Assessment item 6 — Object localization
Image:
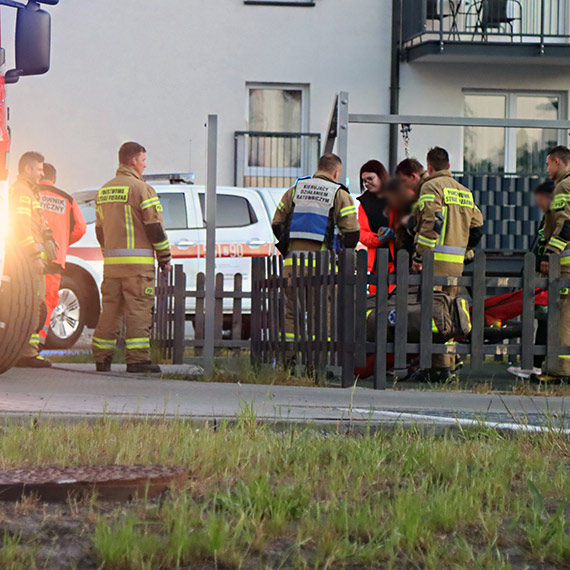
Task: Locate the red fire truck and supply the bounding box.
[0,0,59,373]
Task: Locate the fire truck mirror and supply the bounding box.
[15,4,51,76]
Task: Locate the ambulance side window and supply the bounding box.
[198,194,258,228]
[157,193,188,229]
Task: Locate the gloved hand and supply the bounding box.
[377,227,394,244]
[42,229,59,262]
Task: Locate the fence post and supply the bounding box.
[232,274,243,351]
[419,251,434,371]
[546,253,561,373]
[340,249,356,388]
[250,258,263,368]
[521,252,535,371]
[374,249,390,390]
[394,250,409,376]
[172,264,186,365]
[354,250,368,369]
[470,250,486,371]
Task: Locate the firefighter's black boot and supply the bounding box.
[126,362,162,374]
[409,367,452,383]
[95,358,112,373]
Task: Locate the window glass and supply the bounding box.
[79,201,97,225]
[198,194,257,228]
[156,193,188,229]
[516,96,559,174]
[464,94,506,173]
[248,87,303,169]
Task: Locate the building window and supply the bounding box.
[235,83,320,187]
[463,91,566,174]
[244,1,315,6]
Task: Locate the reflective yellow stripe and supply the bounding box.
[29,334,40,346]
[549,237,566,250]
[552,194,570,209]
[278,200,285,210]
[32,201,41,210]
[340,205,357,217]
[16,207,31,216]
[153,239,170,251]
[439,206,448,246]
[21,236,35,247]
[433,252,464,264]
[125,337,150,349]
[432,319,439,333]
[366,309,374,318]
[417,235,437,248]
[460,298,472,333]
[104,256,154,265]
[141,197,161,210]
[93,337,117,349]
[418,194,435,202]
[561,258,570,266]
[283,257,317,267]
[125,205,134,249]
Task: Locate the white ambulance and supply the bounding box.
[47,176,284,349]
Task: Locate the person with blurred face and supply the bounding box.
[357,160,391,292]
[395,158,427,195]
[383,177,417,262]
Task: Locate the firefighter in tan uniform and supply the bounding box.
[92,142,171,374]
[539,145,570,382]
[412,147,484,382]
[272,153,360,352]
[10,152,58,368]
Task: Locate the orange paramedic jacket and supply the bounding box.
[37,181,87,270]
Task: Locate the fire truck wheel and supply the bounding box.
[44,274,87,350]
[0,245,39,374]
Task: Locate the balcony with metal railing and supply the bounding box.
[401,0,570,62]
[234,131,321,188]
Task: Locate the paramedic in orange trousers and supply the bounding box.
[36,163,87,347]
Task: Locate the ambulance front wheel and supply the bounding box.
[44,274,87,350]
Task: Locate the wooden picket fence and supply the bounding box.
[251,249,570,389]
[152,250,570,387]
[152,266,251,363]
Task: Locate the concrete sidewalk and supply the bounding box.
[0,364,568,430]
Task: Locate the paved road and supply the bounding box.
[0,364,568,431]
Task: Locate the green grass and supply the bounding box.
[0,418,568,569]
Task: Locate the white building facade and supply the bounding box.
[2,0,570,194]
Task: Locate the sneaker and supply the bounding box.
[507,366,542,379]
[126,362,162,374]
[15,356,52,368]
[95,360,112,373]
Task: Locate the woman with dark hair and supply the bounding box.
[357,160,392,292]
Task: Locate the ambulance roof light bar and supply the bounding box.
[143,173,195,185]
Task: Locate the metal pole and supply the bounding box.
[337,91,349,187]
[204,114,218,375]
[389,0,402,173]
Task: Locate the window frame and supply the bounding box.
[197,193,259,229]
[462,88,568,173]
[155,192,189,231]
[244,1,315,6]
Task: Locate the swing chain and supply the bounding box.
[400,124,412,158]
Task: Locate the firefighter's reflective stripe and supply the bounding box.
[417,235,437,248]
[417,194,435,211]
[16,206,31,216]
[433,244,466,264]
[283,257,317,268]
[552,193,570,210]
[21,236,35,247]
[340,205,357,217]
[438,206,448,245]
[104,248,154,257]
[125,205,135,249]
[32,200,42,211]
[153,239,170,251]
[549,237,567,251]
[141,197,161,210]
[93,337,117,350]
[104,256,155,265]
[432,319,439,333]
[29,333,40,346]
[561,251,570,265]
[285,332,295,342]
[125,337,151,350]
[277,200,285,211]
[459,298,472,333]
[289,177,339,242]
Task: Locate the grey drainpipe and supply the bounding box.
[389,0,402,173]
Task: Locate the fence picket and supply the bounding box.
[419,251,434,370]
[232,273,243,355]
[394,251,409,374]
[521,253,535,371]
[470,251,486,371]
[195,272,205,357]
[172,264,186,365]
[547,253,561,373]
[374,249,390,389]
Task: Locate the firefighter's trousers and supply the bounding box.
[543,290,570,377]
[21,273,46,359]
[92,274,155,364]
[39,273,62,345]
[432,285,460,370]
